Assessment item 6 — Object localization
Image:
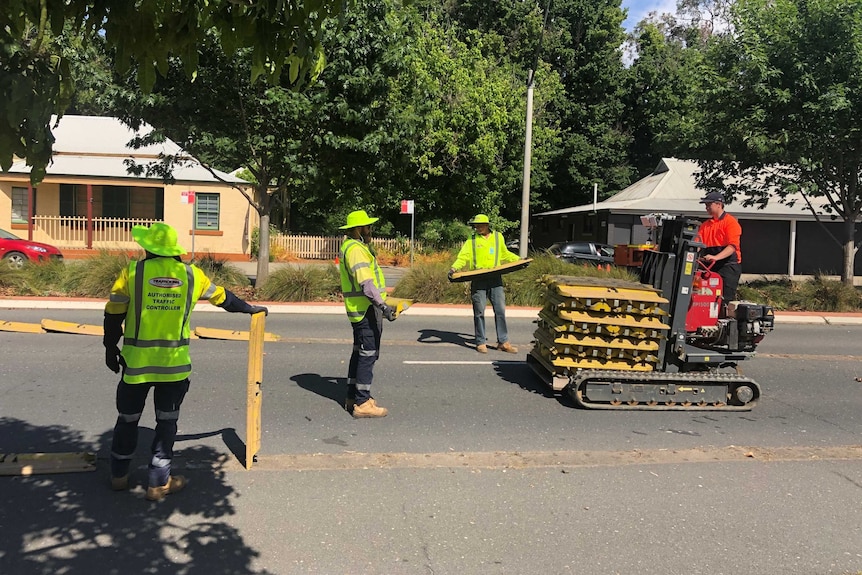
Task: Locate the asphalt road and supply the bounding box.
[1,310,861,574]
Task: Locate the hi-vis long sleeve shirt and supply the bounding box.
[451,231,520,271]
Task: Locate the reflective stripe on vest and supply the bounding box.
[340,238,385,323]
[121,259,197,384]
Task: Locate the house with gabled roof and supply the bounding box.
[0,115,257,259]
[532,158,861,277]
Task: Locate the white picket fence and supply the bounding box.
[271,234,418,260]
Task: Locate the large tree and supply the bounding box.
[1,0,349,184]
[108,0,411,285]
[693,0,862,283]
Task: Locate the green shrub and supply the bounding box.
[257,264,340,302]
[417,219,472,250]
[14,259,69,296]
[391,260,471,304]
[193,254,250,290]
[63,251,130,298]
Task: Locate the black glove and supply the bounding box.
[248,305,269,316]
[447,269,455,280]
[105,346,122,374]
[380,304,397,322]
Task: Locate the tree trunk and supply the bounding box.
[843,218,855,285]
[254,186,272,288]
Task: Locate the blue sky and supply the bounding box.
[621,0,679,31]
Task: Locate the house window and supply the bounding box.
[103,186,130,218]
[195,193,220,230]
[60,184,79,216]
[12,187,35,223]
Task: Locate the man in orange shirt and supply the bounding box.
[696,191,742,302]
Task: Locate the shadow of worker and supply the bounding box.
[0,418,274,575]
[417,328,475,349]
[291,373,346,408]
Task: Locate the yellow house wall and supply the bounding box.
[164,182,258,256]
[0,174,258,256]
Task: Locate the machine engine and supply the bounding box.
[685,269,774,352]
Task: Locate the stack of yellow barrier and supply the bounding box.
[530,275,671,379]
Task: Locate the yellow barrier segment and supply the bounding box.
[546,292,667,317]
[556,308,670,331]
[40,319,103,336]
[0,452,97,476]
[245,312,265,470]
[194,326,281,342]
[0,320,45,333]
[553,284,668,305]
[535,342,655,371]
[533,328,660,351]
[533,329,659,363]
[537,310,666,340]
[385,297,414,318]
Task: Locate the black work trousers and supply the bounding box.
[347,307,383,406]
[716,262,742,303]
[110,379,190,488]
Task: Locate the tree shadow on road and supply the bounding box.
[290,373,345,408]
[0,416,273,575]
[417,328,475,349]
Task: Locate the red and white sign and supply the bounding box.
[400,199,414,214]
[181,190,196,204]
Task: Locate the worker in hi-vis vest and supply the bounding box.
[104,223,267,501]
[449,214,520,354]
[339,210,397,418]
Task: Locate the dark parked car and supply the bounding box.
[548,241,615,265]
[0,229,64,269]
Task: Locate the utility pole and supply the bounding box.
[519,69,534,259]
[518,0,552,259]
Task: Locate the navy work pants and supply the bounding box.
[470,275,509,346]
[110,379,190,488]
[347,307,383,406]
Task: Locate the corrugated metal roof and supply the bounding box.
[5,115,247,185]
[535,158,832,221]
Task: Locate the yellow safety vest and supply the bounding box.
[340,237,386,323]
[121,258,215,384]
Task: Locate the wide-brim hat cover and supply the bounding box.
[340,210,379,230]
[699,191,725,204]
[131,223,187,256]
[469,214,491,225]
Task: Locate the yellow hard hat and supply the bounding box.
[340,210,379,230]
[468,214,490,225]
[131,223,187,256]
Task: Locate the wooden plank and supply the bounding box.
[40,319,104,336]
[449,259,533,283]
[0,452,97,476]
[0,320,45,333]
[194,326,280,342]
[245,312,265,470]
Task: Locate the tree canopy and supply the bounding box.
[1,0,350,183]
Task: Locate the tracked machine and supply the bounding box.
[528,216,774,411]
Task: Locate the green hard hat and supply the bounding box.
[468,214,490,225]
[340,210,379,230]
[131,223,187,256]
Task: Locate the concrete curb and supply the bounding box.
[2,297,862,324]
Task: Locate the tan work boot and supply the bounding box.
[146,475,188,501]
[352,398,388,418]
[476,344,488,354]
[498,341,518,354]
[111,475,129,491]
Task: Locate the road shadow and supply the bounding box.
[0,416,274,575]
[493,359,576,408]
[417,328,476,349]
[291,373,345,408]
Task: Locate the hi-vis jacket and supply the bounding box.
[105,258,228,384]
[451,231,519,271]
[340,237,386,323]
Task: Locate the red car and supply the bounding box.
[0,228,64,269]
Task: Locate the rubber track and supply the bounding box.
[570,369,761,411]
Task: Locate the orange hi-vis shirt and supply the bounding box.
[696,212,742,264]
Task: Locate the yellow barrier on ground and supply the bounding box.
[40,319,103,336]
[0,452,96,476]
[0,320,45,333]
[194,326,280,342]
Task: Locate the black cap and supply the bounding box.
[699,191,725,204]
